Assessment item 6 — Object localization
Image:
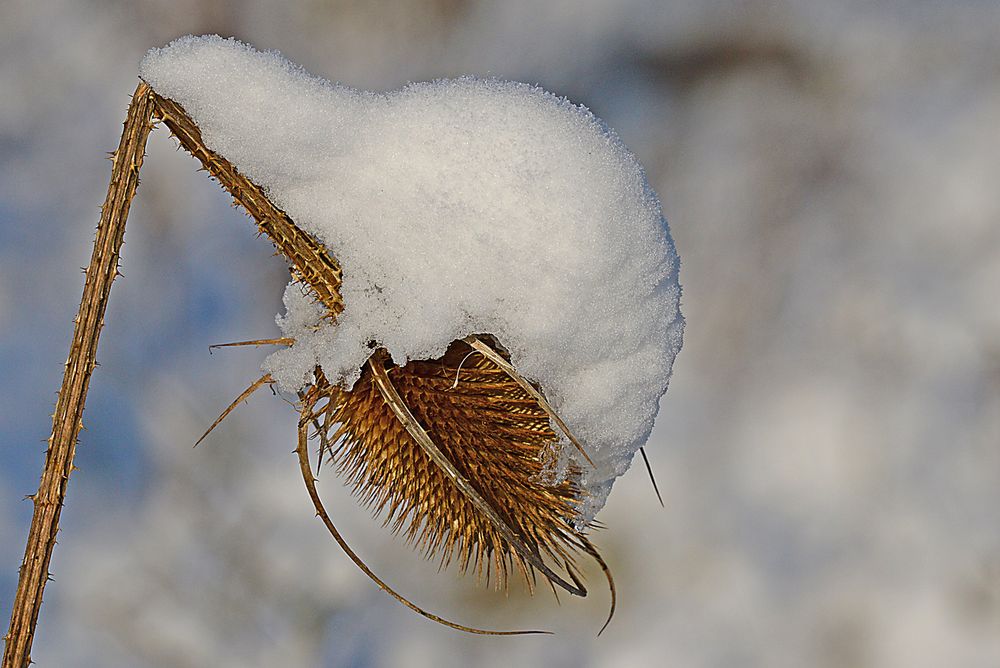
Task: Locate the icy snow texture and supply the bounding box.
[140,35,683,521]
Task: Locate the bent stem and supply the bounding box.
[149,92,345,318]
[2,83,155,668]
[4,82,345,665]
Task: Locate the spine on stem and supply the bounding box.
[2,83,155,668]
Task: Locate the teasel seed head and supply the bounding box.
[151,89,615,635]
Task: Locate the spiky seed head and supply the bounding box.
[305,339,591,592]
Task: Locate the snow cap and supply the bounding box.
[140,35,683,522]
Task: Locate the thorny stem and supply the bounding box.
[2,83,155,668]
[4,84,344,666]
[149,92,345,319]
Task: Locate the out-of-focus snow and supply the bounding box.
[4,2,1000,667]
[139,35,684,520]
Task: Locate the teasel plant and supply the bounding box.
[3,78,643,665]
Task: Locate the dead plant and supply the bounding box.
[4,78,633,665]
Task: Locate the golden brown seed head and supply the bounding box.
[304,340,591,592]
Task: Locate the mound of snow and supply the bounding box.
[140,35,683,522]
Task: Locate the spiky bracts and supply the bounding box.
[307,343,591,590]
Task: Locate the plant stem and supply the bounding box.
[149,92,345,318]
[2,83,154,668]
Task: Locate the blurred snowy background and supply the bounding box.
[2,1,999,666]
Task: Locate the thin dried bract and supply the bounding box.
[296,388,549,636]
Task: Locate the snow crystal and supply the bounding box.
[140,35,683,523]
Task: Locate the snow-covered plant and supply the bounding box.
[4,34,682,658]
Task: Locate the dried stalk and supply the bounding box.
[149,92,345,318]
[2,83,155,668]
[3,84,343,664]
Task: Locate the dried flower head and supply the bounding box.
[151,92,617,635]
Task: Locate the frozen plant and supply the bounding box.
[5,34,682,658]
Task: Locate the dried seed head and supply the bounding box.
[307,340,592,591]
[151,89,615,634]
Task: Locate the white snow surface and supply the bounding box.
[140,35,683,522]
